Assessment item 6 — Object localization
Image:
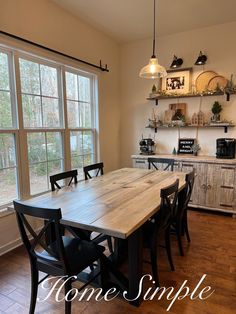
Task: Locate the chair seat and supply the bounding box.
[40,236,105,274]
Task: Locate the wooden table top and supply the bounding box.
[21,168,186,239]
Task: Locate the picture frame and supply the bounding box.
[161,68,192,94]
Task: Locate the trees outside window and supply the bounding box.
[0,46,98,208]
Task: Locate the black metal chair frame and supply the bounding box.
[83,162,113,254]
[83,162,104,180]
[172,171,195,256]
[143,179,179,287]
[13,201,108,314]
[50,169,78,191]
[148,157,174,171]
[49,169,91,240]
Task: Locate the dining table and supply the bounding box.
[21,167,187,306]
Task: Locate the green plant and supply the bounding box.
[192,143,201,153]
[152,84,157,93]
[211,101,222,114]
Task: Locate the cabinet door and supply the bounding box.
[133,158,147,169]
[218,165,235,210]
[205,164,221,208]
[181,162,206,206]
[173,161,180,171]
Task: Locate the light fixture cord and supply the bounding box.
[152,0,156,58]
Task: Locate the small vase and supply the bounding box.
[212,113,220,122]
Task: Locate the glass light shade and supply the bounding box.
[139,57,167,79]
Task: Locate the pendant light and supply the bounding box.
[139,0,167,79]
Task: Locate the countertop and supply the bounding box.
[131,154,236,165]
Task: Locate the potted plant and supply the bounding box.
[211,101,222,122]
[192,143,201,156]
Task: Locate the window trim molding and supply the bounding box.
[0,42,100,206]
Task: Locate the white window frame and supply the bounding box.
[65,66,98,175]
[0,44,99,210]
[0,48,19,209]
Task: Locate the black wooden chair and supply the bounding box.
[50,169,78,191]
[49,170,90,241]
[148,157,174,171]
[143,179,179,287]
[83,162,113,254]
[13,201,107,314]
[83,162,104,180]
[171,171,195,255]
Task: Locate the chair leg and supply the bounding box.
[29,262,39,314]
[176,222,184,256]
[98,258,110,293]
[64,278,72,314]
[165,228,175,271]
[107,237,114,254]
[183,212,191,242]
[150,245,160,288]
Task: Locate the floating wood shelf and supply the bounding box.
[146,124,235,133]
[147,91,236,105]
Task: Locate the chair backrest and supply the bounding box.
[13,201,70,273]
[177,170,195,218]
[148,157,174,171]
[50,169,78,191]
[154,179,179,233]
[83,162,104,180]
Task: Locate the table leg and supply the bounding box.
[128,228,143,306]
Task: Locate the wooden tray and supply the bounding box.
[195,71,217,92]
[207,75,228,91]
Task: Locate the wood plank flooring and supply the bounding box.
[0,210,235,314]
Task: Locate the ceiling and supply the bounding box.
[51,0,236,43]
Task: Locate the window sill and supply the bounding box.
[0,206,14,218]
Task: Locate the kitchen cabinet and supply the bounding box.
[132,154,236,214]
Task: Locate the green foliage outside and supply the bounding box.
[0,53,93,198]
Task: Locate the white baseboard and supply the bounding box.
[0,236,23,256]
[0,226,42,256]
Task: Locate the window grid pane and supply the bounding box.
[66,72,92,128]
[19,58,61,128]
[0,133,18,206]
[70,130,94,180]
[27,132,63,195]
[0,52,15,129]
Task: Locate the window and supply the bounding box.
[0,45,98,207]
[0,134,18,207]
[66,70,95,179]
[0,50,18,207]
[18,57,64,195]
[19,58,61,128]
[0,51,15,128]
[27,132,63,194]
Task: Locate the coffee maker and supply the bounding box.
[216,138,236,159]
[139,138,155,155]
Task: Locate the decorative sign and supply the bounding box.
[178,138,195,154]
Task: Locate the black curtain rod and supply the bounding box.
[0,30,109,72]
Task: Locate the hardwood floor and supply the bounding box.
[0,210,235,314]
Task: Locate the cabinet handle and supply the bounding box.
[201,184,206,190]
[207,184,212,190]
[183,163,194,167]
[136,160,145,164]
[221,166,235,170]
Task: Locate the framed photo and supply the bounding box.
[162,68,192,94]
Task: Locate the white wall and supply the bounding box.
[0,0,121,254]
[120,22,236,166]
